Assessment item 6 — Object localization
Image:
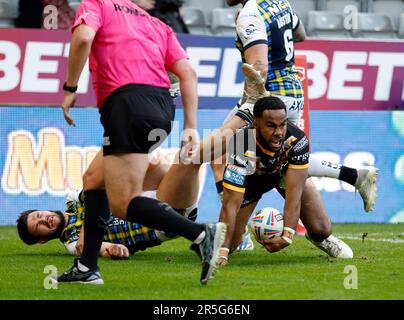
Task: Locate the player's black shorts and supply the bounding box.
[241,174,286,207]
[100,84,175,155]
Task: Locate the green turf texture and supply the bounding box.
[1,223,403,300]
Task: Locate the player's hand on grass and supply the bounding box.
[106,244,129,260]
[217,247,229,266]
[259,236,290,253]
[62,91,77,126]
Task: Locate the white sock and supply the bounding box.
[77,260,90,272]
[193,230,206,245]
[308,154,342,179]
[183,203,198,218]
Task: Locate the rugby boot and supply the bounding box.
[355,166,379,212]
[306,234,353,259]
[236,226,254,251]
[241,63,270,104]
[190,223,227,284]
[51,258,104,285]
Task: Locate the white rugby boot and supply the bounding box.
[306,234,353,259]
[236,226,255,251]
[355,166,379,212]
[241,63,270,104]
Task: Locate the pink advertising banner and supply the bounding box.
[295,38,404,110]
[0,28,403,110]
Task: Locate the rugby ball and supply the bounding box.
[251,207,284,241]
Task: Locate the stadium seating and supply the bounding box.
[399,13,404,38]
[353,12,398,38]
[182,6,211,35]
[369,0,404,29]
[287,0,319,25]
[210,7,237,36]
[319,0,364,12]
[184,0,225,24]
[0,0,18,27]
[1,0,403,39]
[307,10,352,38]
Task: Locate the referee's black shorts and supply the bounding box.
[100,84,175,156]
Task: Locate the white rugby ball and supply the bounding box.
[251,207,284,241]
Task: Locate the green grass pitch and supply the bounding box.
[1,224,403,300]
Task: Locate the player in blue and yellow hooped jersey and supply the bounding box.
[16,149,199,259]
[233,0,304,124]
[16,189,198,259]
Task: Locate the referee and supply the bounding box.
[54,0,226,285]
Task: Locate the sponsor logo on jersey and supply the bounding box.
[291,152,309,163]
[224,165,247,186]
[109,217,126,227]
[293,136,308,153]
[288,99,304,111]
[230,153,248,167]
[245,24,257,36]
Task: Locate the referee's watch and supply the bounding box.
[63,82,78,93]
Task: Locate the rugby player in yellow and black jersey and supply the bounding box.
[217,96,353,265]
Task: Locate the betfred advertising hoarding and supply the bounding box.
[0,29,403,225]
[0,29,403,110]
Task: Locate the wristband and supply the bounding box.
[219,247,229,260]
[283,227,296,235]
[281,236,293,244]
[63,81,78,93]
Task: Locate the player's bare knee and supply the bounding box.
[307,220,332,242]
[83,169,104,190]
[108,199,128,219]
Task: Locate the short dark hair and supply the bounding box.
[16,210,40,245]
[253,96,287,118]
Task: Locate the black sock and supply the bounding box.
[126,196,204,242]
[172,208,198,221]
[215,181,223,194]
[80,189,110,270]
[338,166,358,186]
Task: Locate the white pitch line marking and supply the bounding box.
[337,235,404,244]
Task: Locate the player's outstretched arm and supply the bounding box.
[283,168,308,231]
[218,187,244,265]
[260,168,307,253]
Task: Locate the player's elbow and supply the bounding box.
[307,219,332,242]
[72,26,95,47]
[293,23,306,42]
[180,63,197,83]
[171,59,197,83]
[294,32,305,42]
